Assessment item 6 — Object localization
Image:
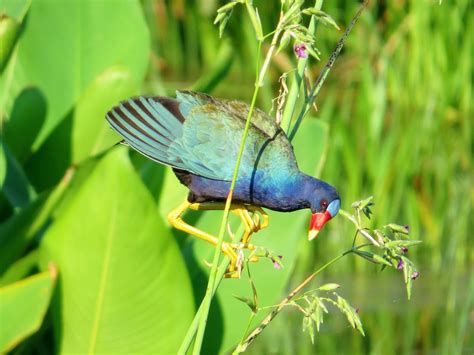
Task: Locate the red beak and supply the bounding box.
[308,211,332,240]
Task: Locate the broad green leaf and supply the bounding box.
[130,152,166,204]
[0,13,20,72]
[72,66,137,163]
[0,249,38,286]
[185,119,328,352]
[4,87,47,163]
[0,139,5,186]
[0,0,31,21]
[23,109,73,192]
[0,264,57,353]
[0,0,149,149]
[2,142,36,208]
[0,168,72,274]
[40,149,194,354]
[158,168,189,220]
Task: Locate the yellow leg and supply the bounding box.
[167,200,270,278]
[167,201,239,274]
[235,206,269,245]
[189,202,269,247]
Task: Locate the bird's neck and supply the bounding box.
[252,172,313,212]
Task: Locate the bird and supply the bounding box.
[106,91,340,277]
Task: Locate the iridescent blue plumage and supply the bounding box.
[106,91,340,215]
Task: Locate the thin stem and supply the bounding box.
[192,77,261,355]
[192,14,285,353]
[280,0,324,133]
[233,313,256,355]
[233,249,354,353]
[177,260,228,354]
[288,0,369,140]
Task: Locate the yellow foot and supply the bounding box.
[167,199,270,278]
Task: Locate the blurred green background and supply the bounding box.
[0,0,472,354]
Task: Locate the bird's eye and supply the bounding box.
[320,199,329,209]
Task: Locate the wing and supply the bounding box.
[106,91,298,181]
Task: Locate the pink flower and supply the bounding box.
[294,43,308,59]
[397,259,404,270]
[272,255,283,269]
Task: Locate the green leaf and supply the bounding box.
[0,13,20,72]
[387,223,410,234]
[317,283,340,291]
[302,8,340,30]
[157,168,189,221]
[0,0,31,21]
[245,3,263,40]
[0,249,38,286]
[0,0,149,149]
[40,149,194,353]
[4,87,47,163]
[0,139,5,186]
[0,265,57,353]
[384,239,422,248]
[353,250,392,267]
[2,142,36,208]
[131,153,166,204]
[72,66,137,163]
[233,294,257,313]
[0,168,72,274]
[334,295,365,336]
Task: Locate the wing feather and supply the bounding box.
[106,91,297,182]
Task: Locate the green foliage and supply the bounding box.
[0,265,56,353]
[39,149,194,353]
[0,0,149,147]
[0,0,471,354]
[71,66,136,163]
[0,139,6,186]
[0,14,20,72]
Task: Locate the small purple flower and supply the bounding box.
[294,43,308,59]
[397,259,404,270]
[272,256,283,269]
[411,271,420,280]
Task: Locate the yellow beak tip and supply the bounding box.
[308,230,319,241]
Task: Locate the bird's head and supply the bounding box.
[307,181,340,241]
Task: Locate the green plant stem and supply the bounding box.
[177,260,228,355]
[280,0,324,134]
[179,220,246,354]
[192,13,285,351]
[192,73,261,355]
[288,0,369,141]
[233,249,354,353]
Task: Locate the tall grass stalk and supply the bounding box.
[233,250,351,353]
[288,0,369,140]
[192,7,287,353]
[280,0,324,133]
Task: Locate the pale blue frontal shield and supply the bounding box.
[328,199,341,218]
